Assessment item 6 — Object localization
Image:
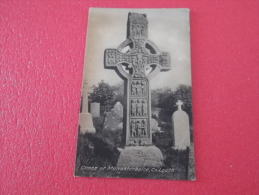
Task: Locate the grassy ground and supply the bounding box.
[75,115,190,180]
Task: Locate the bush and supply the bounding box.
[92,117,104,133]
[163,148,189,170]
[76,133,120,168]
[97,128,123,148]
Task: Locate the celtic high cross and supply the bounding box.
[104,13,171,146]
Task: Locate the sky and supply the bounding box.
[83,8,191,90]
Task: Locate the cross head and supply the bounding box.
[176,100,183,110]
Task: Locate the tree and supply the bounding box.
[153,85,192,124]
[89,80,115,110]
[156,87,175,109]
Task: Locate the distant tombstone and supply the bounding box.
[151,118,158,133]
[103,110,122,131]
[112,102,123,118]
[172,100,191,150]
[152,108,160,118]
[90,102,100,117]
[79,81,95,134]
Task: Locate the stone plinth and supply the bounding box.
[79,113,96,134]
[116,146,163,168]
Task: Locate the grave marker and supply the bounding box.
[113,102,123,118]
[79,81,96,134]
[90,102,100,117]
[172,100,191,149]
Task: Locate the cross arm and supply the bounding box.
[148,52,171,71]
[104,49,135,69]
[104,49,120,68]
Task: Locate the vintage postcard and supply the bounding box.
[75,8,195,180]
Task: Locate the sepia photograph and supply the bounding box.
[75,8,195,180]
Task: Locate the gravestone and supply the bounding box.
[172,100,191,149]
[103,110,123,131]
[79,81,96,134]
[112,102,123,117]
[104,13,171,167]
[90,102,100,117]
[151,118,159,133]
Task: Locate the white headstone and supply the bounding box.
[79,81,96,134]
[90,102,100,117]
[113,102,123,117]
[172,100,190,149]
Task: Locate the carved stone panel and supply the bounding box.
[130,119,147,138]
[130,98,148,117]
[131,80,147,97]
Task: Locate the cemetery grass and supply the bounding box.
[75,115,190,180]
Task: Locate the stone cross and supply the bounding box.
[79,80,95,134]
[104,13,171,146]
[176,100,183,110]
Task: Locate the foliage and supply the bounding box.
[163,148,189,172]
[76,133,120,167]
[89,80,125,113]
[92,116,123,147]
[152,122,173,149]
[89,80,115,108]
[97,128,123,148]
[92,117,104,133]
[151,85,192,125]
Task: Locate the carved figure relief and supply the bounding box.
[131,24,146,37]
[106,50,116,65]
[141,120,147,135]
[130,119,147,138]
[136,82,142,96]
[130,98,148,116]
[159,53,170,67]
[131,100,136,116]
[136,25,141,36]
[136,99,142,116]
[136,120,141,136]
[142,99,147,116]
[132,25,137,36]
[131,81,136,95]
[131,80,147,96]
[130,120,136,137]
[141,25,145,36]
[141,81,146,96]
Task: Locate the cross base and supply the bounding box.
[126,138,152,146]
[116,146,163,168]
